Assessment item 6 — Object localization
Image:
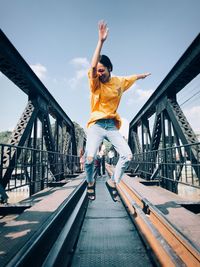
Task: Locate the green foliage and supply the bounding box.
[103,139,112,154]
[0,131,12,144]
[0,122,86,155]
[73,121,86,153]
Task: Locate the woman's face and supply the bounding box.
[97,62,110,83]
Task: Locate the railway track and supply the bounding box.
[117,180,200,267]
[3,173,200,267]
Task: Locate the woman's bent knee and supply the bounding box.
[118,154,132,169]
[121,154,132,163]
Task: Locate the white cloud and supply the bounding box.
[184,105,200,132]
[68,57,90,88]
[135,87,153,101]
[30,63,47,80]
[70,57,90,69]
[127,85,154,106]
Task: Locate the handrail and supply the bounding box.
[0,143,81,203]
[129,141,200,190]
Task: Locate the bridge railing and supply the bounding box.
[129,142,200,193]
[0,143,81,201]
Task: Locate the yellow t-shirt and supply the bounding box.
[87,69,137,129]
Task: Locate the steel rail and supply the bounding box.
[42,190,87,267]
[117,181,200,266]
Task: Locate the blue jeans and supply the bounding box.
[84,119,132,184]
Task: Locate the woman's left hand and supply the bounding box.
[136,73,151,80]
[142,72,151,79]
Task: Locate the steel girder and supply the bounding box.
[0,29,78,192]
[0,29,75,130]
[0,29,76,150]
[1,100,39,188]
[129,33,200,128]
[166,98,200,173]
[128,34,200,188]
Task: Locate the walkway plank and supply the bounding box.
[71,175,153,267]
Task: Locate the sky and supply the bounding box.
[0,0,200,137]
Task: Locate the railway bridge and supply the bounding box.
[0,29,200,266]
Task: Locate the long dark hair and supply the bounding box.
[99,55,113,72]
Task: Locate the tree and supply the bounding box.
[0,131,12,144]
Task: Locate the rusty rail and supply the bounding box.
[117,180,200,266]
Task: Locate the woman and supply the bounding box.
[85,21,150,201]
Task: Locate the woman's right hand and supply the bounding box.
[98,20,109,42]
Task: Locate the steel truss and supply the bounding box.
[0,29,81,201]
[128,34,200,192]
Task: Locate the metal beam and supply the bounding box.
[0,29,74,130]
[130,33,200,128]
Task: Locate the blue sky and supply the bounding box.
[0,0,200,136]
